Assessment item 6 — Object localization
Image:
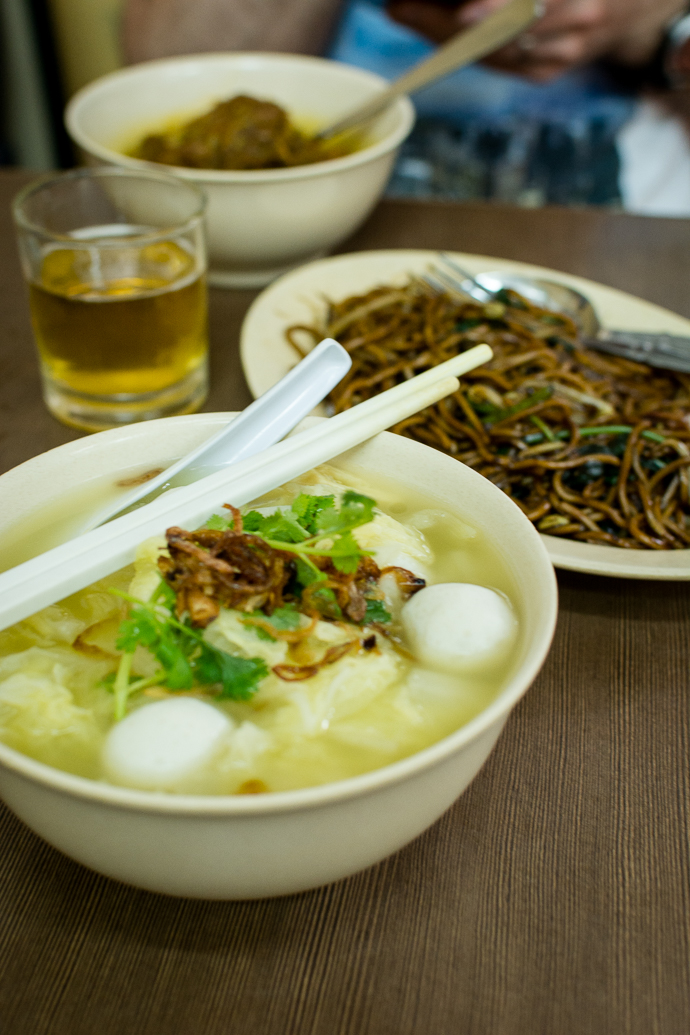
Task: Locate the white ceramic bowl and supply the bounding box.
[0,415,557,899]
[65,53,415,288]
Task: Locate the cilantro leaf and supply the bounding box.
[362,599,392,624]
[290,493,335,533]
[305,584,342,620]
[154,631,195,690]
[242,508,309,543]
[208,492,377,588]
[241,605,303,641]
[314,490,376,534]
[250,491,376,577]
[205,513,232,531]
[110,589,268,717]
[193,644,268,700]
[115,608,160,652]
[238,509,263,532]
[326,530,364,574]
[290,557,342,619]
[151,579,177,609]
[268,605,301,627]
[293,555,324,586]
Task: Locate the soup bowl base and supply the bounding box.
[207,250,328,289]
[0,717,506,899]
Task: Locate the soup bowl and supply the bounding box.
[0,414,557,898]
[65,53,415,287]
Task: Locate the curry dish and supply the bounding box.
[286,280,690,550]
[131,94,355,171]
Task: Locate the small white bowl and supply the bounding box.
[65,53,415,288]
[0,415,557,899]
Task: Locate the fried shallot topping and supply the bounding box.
[157,503,427,634]
[303,554,384,623]
[380,565,427,596]
[158,525,291,628]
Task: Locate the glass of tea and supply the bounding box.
[13,167,209,432]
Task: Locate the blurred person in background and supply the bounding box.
[122,0,690,213]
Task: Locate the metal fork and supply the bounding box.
[427,253,690,374]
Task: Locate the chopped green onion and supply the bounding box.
[540,314,566,325]
[481,385,553,426]
[456,317,482,332]
[579,425,667,444]
[530,415,556,442]
[579,425,632,436]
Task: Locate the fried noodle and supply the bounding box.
[286,279,690,549]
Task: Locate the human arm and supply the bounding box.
[123,0,346,64]
[386,0,690,81]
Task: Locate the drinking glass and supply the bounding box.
[13,167,209,432]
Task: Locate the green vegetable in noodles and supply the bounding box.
[579,425,667,444]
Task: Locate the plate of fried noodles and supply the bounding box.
[240,250,690,579]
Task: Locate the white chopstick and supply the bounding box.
[0,344,491,632]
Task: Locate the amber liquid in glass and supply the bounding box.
[29,236,208,400]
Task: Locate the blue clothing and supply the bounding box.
[330,1,634,126]
[328,1,634,205]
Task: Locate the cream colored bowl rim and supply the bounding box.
[0,414,557,816]
[65,52,416,185]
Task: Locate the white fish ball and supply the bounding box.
[102,697,232,792]
[401,583,517,673]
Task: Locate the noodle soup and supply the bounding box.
[0,466,520,795]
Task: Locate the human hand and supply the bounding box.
[386,1,467,44]
[387,0,689,81]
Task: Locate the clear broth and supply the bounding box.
[0,467,521,793]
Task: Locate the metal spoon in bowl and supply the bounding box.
[429,254,690,373]
[83,336,351,532]
[316,0,541,140]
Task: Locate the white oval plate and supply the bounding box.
[240,249,690,580]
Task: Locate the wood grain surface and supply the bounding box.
[0,169,688,1035]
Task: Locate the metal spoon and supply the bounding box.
[83,337,351,531]
[430,255,690,373]
[316,0,540,140]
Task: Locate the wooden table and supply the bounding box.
[1,169,688,1035]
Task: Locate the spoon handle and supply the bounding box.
[318,0,540,140]
[84,337,351,531]
[584,332,690,373]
